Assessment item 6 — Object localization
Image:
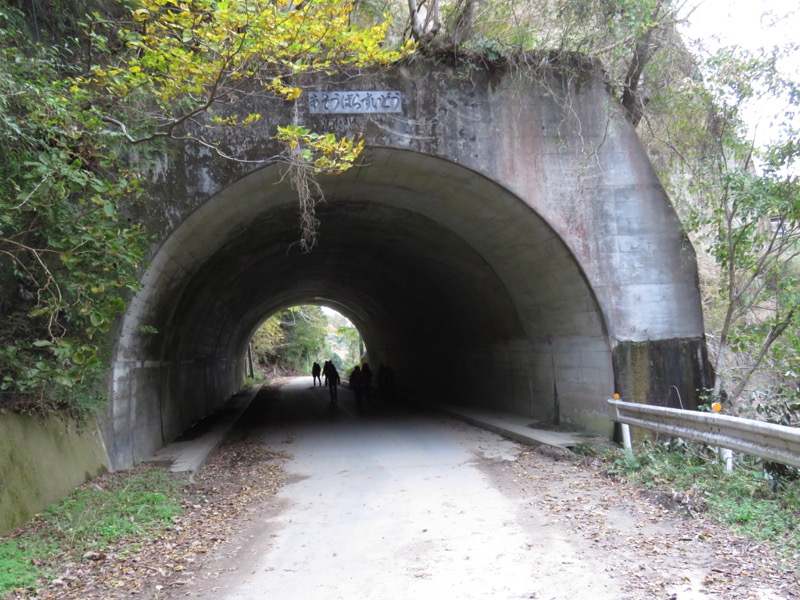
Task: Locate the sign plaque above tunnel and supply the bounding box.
[308,90,403,114]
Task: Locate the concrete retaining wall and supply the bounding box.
[0,413,110,534]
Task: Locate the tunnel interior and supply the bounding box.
[111,147,615,468]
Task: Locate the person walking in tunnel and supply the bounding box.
[311,361,321,387]
[323,360,332,386]
[327,362,340,405]
[378,363,395,399]
[350,365,364,409]
[361,362,373,402]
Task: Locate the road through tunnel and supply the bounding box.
[110,148,612,469]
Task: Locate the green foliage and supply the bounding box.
[77,0,414,147]
[0,5,150,413]
[244,371,266,388]
[252,306,331,372]
[4,0,120,41]
[251,306,364,374]
[674,45,800,402]
[604,441,800,555]
[0,536,56,592]
[641,30,800,407]
[400,0,680,125]
[276,125,366,175]
[0,466,183,593]
[331,322,363,371]
[743,386,800,428]
[74,0,415,253]
[251,315,286,365]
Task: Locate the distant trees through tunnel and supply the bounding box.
[250,305,364,378]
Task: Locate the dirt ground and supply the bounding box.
[486,445,799,599]
[16,383,800,600]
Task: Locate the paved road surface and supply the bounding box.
[191,378,622,600]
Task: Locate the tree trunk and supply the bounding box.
[620,1,665,127]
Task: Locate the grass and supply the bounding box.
[0,466,185,594]
[601,440,800,556]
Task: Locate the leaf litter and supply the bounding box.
[3,405,798,599]
[494,445,799,599]
[3,429,289,599]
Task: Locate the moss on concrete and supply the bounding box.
[612,338,714,443]
[0,413,110,535]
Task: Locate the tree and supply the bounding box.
[0,6,148,412]
[330,322,363,370]
[250,315,286,366]
[78,0,415,251]
[654,43,800,406]
[394,0,687,127]
[252,306,330,373]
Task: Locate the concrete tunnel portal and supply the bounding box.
[107,59,712,471]
[111,147,612,469]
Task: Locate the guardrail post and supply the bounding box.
[621,422,633,452]
[712,402,734,472]
[720,447,734,473]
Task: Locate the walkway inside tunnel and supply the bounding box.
[110,147,615,469]
[193,376,546,599]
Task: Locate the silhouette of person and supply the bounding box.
[311,361,321,387]
[323,360,332,386]
[361,363,373,402]
[378,363,394,398]
[378,363,387,393]
[327,362,340,405]
[350,365,364,409]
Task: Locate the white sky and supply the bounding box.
[679,0,798,53]
[678,0,799,147]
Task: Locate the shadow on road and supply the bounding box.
[234,376,421,435]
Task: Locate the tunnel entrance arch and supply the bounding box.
[110,148,613,469]
[106,58,711,470]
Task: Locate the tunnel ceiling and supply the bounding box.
[169,199,523,358]
[127,148,605,368]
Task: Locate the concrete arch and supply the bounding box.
[110,148,611,468]
[107,59,711,469]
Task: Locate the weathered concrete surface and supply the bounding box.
[107,57,711,470]
[148,386,260,474]
[0,413,110,533]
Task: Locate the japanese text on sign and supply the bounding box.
[308,91,403,114]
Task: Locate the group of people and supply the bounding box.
[348,363,372,408]
[311,360,341,404]
[311,360,378,408]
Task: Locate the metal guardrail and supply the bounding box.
[608,399,800,469]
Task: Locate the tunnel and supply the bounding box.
[109,147,612,469]
[106,59,711,471]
